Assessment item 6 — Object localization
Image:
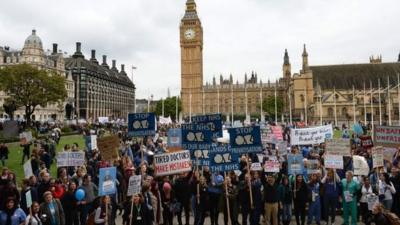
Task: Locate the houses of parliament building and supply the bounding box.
[180,0,400,125]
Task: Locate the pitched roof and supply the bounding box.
[310,62,400,90]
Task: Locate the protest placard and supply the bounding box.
[154,150,192,176]
[192,114,223,138]
[374,126,400,147]
[128,113,156,136]
[167,129,182,152]
[68,152,85,167]
[181,123,213,150]
[91,135,97,150]
[26,190,32,208]
[97,135,120,161]
[367,194,379,211]
[56,152,69,167]
[276,141,288,155]
[383,147,397,162]
[250,162,263,171]
[127,175,142,196]
[19,131,33,145]
[325,138,351,156]
[98,117,109,124]
[99,167,117,196]
[325,155,344,169]
[264,160,280,173]
[290,125,333,145]
[372,146,384,168]
[209,147,240,172]
[287,154,304,175]
[360,135,373,148]
[307,160,320,174]
[271,126,283,141]
[353,155,369,176]
[23,160,33,178]
[229,126,262,154]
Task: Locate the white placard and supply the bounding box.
[154,150,192,176]
[353,155,370,176]
[325,155,344,169]
[325,139,351,156]
[23,160,33,178]
[250,162,263,171]
[91,135,97,150]
[264,160,280,173]
[290,125,333,145]
[127,175,142,196]
[372,146,384,168]
[56,152,85,167]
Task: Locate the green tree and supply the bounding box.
[155,96,182,121]
[261,95,284,120]
[0,64,67,126]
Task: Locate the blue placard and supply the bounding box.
[229,126,262,154]
[128,113,156,137]
[287,154,304,175]
[167,129,182,148]
[181,123,213,150]
[191,149,210,166]
[209,144,240,172]
[99,167,117,196]
[192,114,223,138]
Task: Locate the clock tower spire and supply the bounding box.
[180,0,203,117]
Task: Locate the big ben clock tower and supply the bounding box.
[180,0,203,117]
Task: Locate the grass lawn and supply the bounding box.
[0,134,85,185]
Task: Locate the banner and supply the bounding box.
[360,135,373,148]
[97,135,120,161]
[127,175,142,196]
[154,150,192,176]
[353,155,369,176]
[209,147,240,172]
[264,160,280,173]
[324,155,344,169]
[20,131,33,145]
[290,125,333,145]
[229,126,262,154]
[325,138,351,156]
[287,154,304,175]
[307,160,320,174]
[372,146,384,168]
[181,123,213,150]
[56,152,85,167]
[90,135,97,150]
[99,167,117,196]
[23,160,33,178]
[192,114,223,138]
[98,117,109,124]
[167,129,182,150]
[128,113,156,136]
[383,147,397,162]
[159,116,173,125]
[374,126,400,146]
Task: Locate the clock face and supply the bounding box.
[184,29,195,40]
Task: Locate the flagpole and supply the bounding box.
[202,89,205,115]
[370,80,374,138]
[275,82,278,124]
[319,88,323,126]
[217,88,220,114]
[334,87,337,127]
[231,86,234,124]
[364,82,367,125]
[134,98,137,113]
[304,86,307,126]
[388,76,392,126]
[378,79,382,125]
[288,86,292,124]
[353,85,356,125]
[162,98,164,117]
[176,95,178,122]
[245,85,248,121]
[260,86,263,121]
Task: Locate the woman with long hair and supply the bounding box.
[150,180,163,225]
[0,198,26,225]
[123,194,150,225]
[378,172,396,210]
[278,176,292,225]
[25,202,41,225]
[292,174,308,225]
[94,195,112,225]
[61,181,79,225]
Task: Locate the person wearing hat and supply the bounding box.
[39,191,65,225]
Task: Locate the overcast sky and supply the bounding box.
[0,0,399,99]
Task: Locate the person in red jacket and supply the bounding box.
[50,179,65,199]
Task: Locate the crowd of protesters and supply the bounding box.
[0,120,399,225]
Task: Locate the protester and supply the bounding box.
[0,198,26,225]
[293,174,308,225]
[360,176,374,225]
[61,181,79,225]
[123,194,150,225]
[25,202,42,225]
[378,172,396,210]
[341,171,360,225]
[0,143,9,166]
[321,169,340,225]
[94,195,113,225]
[39,192,65,225]
[278,176,292,225]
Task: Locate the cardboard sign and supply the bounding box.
[23,160,33,178]
[181,123,213,150]
[19,131,33,145]
[99,167,117,196]
[97,135,120,161]
[353,155,369,176]
[360,135,373,148]
[375,126,400,147]
[167,129,182,151]
[159,116,172,125]
[128,113,156,137]
[229,126,262,154]
[154,150,192,176]
[271,126,283,141]
[325,155,344,169]
[209,147,240,172]
[276,141,288,155]
[383,147,397,162]
[261,125,276,144]
[307,160,320,174]
[56,152,85,167]
[26,190,32,208]
[192,114,223,138]
[91,135,98,150]
[287,154,304,175]
[250,162,263,171]
[367,194,379,211]
[264,160,280,173]
[290,125,333,145]
[127,175,142,196]
[372,146,384,168]
[325,139,351,156]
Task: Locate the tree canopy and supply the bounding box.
[0,64,67,125]
[154,96,182,120]
[261,95,284,120]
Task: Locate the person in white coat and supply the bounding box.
[378,173,396,210]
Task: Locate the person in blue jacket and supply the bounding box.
[0,198,26,225]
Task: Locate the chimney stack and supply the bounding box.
[52,43,58,54]
[112,60,116,68]
[76,42,81,53]
[101,55,109,68]
[72,42,84,58]
[121,64,125,72]
[90,50,98,64]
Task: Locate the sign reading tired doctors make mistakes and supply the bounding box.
[228,126,262,154]
[128,113,156,136]
[154,150,192,176]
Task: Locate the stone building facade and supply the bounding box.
[0,29,75,121]
[65,43,135,121]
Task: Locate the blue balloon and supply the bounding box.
[75,189,85,201]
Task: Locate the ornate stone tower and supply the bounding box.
[283,49,291,79]
[180,0,203,116]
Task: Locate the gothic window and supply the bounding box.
[328,108,334,117]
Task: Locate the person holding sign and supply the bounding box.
[340,171,360,225]
[123,194,151,225]
[25,202,41,225]
[292,175,308,225]
[94,195,113,225]
[0,198,26,225]
[306,174,321,225]
[320,169,340,225]
[378,173,396,210]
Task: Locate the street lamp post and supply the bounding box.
[131,66,137,113]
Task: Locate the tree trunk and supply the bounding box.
[25,106,34,128]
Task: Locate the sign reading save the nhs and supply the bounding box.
[228,126,262,154]
[181,123,212,150]
[128,113,156,136]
